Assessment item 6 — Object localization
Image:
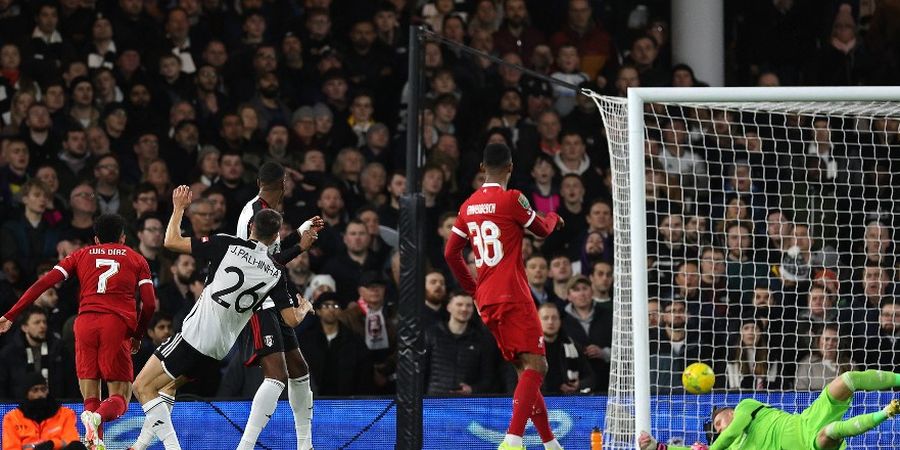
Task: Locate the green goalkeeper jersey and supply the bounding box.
[669,394,849,450]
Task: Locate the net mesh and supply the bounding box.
[591,93,900,449]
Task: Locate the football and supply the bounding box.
[682,362,716,394]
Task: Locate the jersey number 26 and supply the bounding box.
[467,221,503,268]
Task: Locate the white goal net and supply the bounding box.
[590,88,900,449]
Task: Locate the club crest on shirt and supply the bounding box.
[264,335,274,347]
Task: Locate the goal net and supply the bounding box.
[590,88,900,449]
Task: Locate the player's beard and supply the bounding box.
[19,397,60,422]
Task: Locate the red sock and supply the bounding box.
[84,397,101,412]
[531,393,555,442]
[95,394,127,422]
[508,369,543,436]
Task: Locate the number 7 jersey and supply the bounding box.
[450,182,552,308]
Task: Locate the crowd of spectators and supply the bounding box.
[0,0,897,400]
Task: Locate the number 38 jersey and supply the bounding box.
[451,182,537,308]
[181,234,293,360]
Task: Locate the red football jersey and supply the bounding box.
[451,183,542,308]
[55,243,152,331]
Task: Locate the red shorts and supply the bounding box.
[479,301,545,361]
[73,312,133,382]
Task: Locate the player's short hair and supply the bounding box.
[94,213,127,243]
[252,208,282,242]
[257,161,285,186]
[482,142,512,170]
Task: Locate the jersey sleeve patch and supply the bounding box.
[517,193,532,211]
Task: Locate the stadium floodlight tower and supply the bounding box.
[588,86,900,450]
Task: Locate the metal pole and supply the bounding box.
[627,89,651,449]
[405,25,424,193]
[396,24,424,450]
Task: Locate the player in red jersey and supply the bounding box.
[0,214,157,450]
[445,143,565,450]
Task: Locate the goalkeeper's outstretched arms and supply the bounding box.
[639,402,753,450]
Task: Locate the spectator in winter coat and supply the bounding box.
[423,293,497,395]
[298,292,374,396]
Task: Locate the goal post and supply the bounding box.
[591,87,900,450]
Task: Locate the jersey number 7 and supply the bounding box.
[211,267,268,313]
[467,221,503,268]
[96,259,120,293]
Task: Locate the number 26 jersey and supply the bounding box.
[451,182,537,308]
[181,234,293,360]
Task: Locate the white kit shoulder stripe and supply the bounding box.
[451,226,467,238]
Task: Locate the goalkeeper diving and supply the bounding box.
[639,370,900,450]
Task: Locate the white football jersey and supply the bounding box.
[181,234,293,359]
[237,195,281,310]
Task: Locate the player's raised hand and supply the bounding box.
[171,185,193,210]
[0,316,11,334]
[296,294,313,317]
[297,216,326,234]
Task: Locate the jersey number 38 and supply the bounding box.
[467,220,503,268]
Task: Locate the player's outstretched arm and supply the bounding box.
[527,211,564,238]
[0,269,66,333]
[164,185,193,254]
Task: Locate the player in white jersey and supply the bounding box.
[130,186,313,450]
[235,161,324,450]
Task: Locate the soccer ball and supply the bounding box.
[682,362,715,394]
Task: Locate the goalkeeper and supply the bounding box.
[639,370,900,450]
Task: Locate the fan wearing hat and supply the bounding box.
[297,292,374,395]
[2,373,84,450]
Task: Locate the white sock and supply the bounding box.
[237,378,285,450]
[288,375,314,450]
[503,434,523,447]
[543,438,563,449]
[133,394,175,450]
[142,397,181,450]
